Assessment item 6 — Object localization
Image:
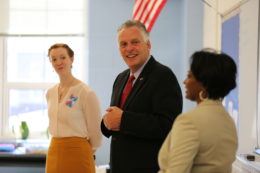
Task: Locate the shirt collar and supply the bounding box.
[130,55,151,79]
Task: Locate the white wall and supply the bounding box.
[0,0,9,136]
[218,0,247,15]
[203,0,248,49]
[203,0,221,49]
[0,0,8,33]
[239,0,259,154]
[203,0,259,154]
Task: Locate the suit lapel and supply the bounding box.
[123,57,156,108]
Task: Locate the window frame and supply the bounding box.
[0,34,86,139]
[0,0,87,139]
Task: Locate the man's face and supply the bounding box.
[118,26,151,73]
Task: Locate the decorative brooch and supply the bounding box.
[65,94,78,107]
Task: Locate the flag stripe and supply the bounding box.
[146,0,167,31]
[142,0,157,24]
[132,0,167,32]
[133,0,147,21]
[138,0,151,22]
[139,0,156,23]
[133,0,151,21]
[132,0,143,19]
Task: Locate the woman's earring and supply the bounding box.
[199,91,207,101]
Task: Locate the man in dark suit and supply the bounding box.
[101,20,183,173]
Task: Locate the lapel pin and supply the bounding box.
[140,77,144,81]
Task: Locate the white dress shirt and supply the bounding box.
[46,82,102,149]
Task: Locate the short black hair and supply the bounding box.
[190,48,237,100]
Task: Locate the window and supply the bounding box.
[221,13,239,128]
[0,0,87,139]
[203,0,260,155]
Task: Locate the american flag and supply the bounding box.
[132,0,167,32]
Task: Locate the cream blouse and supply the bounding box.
[46,82,102,149]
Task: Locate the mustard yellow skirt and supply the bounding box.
[45,137,95,173]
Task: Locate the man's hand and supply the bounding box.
[103,106,123,131]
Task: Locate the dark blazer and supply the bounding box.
[101,56,183,173]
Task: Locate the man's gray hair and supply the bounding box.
[117,20,150,41]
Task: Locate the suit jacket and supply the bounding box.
[101,56,183,173]
[158,99,238,173]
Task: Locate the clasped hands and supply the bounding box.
[103,106,123,131]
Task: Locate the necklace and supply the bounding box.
[58,78,75,102]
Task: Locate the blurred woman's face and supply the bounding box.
[49,47,73,76]
[183,70,205,103]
